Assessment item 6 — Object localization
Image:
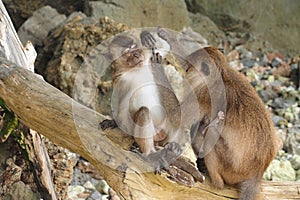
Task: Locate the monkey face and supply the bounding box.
[110,35,145,73]
[119,45,144,68]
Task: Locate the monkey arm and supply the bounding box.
[156,27,190,71]
[191,111,225,158]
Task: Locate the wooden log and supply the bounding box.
[0,60,299,199]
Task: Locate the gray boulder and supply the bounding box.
[185,0,300,55]
[86,0,189,30]
[18,6,66,46]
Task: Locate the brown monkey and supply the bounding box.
[100,32,186,167]
[157,28,278,200]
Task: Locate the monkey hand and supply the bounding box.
[99,119,118,131]
[157,27,175,43]
[150,49,163,65]
[140,30,156,48]
[147,142,182,174]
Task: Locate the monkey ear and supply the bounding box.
[201,62,210,76]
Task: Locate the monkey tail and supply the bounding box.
[238,175,261,200]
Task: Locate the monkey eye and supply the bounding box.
[123,48,130,54]
[121,48,131,54]
[130,44,137,49]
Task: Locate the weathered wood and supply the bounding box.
[0,61,300,199]
[0,1,56,199]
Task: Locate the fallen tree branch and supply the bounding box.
[0,60,300,199]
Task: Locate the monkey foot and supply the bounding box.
[172,157,205,183]
[146,142,182,174]
[98,119,118,131]
[167,165,195,187]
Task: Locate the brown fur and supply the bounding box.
[185,47,277,199]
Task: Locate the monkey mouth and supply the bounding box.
[133,58,144,67]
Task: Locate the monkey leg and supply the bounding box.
[133,106,156,155]
[204,150,224,189]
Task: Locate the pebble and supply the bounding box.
[271,57,282,67]
[263,159,296,181]
[87,190,102,200]
[95,180,110,194]
[67,185,85,199]
[241,58,255,68]
[84,181,96,190]
[226,49,239,61]
[290,155,300,170]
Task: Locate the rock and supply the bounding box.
[0,158,22,195]
[271,115,288,127]
[67,185,85,199]
[86,0,189,31]
[185,0,300,55]
[271,57,282,68]
[226,50,239,62]
[238,48,253,60]
[259,88,277,103]
[263,159,296,181]
[37,15,129,115]
[95,180,110,195]
[18,6,66,46]
[241,59,255,68]
[87,190,102,200]
[296,169,300,181]
[290,155,300,170]
[178,27,208,54]
[228,60,243,71]
[272,97,294,109]
[83,181,96,191]
[44,139,78,200]
[222,33,250,52]
[254,51,268,66]
[284,131,300,155]
[4,181,40,200]
[245,68,259,82]
[0,142,11,175]
[70,168,93,186]
[188,12,224,46]
[273,63,291,78]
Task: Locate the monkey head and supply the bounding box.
[185,47,226,89]
[109,35,146,82]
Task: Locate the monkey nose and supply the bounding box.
[132,49,142,57]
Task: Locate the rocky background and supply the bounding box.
[0,0,299,199]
